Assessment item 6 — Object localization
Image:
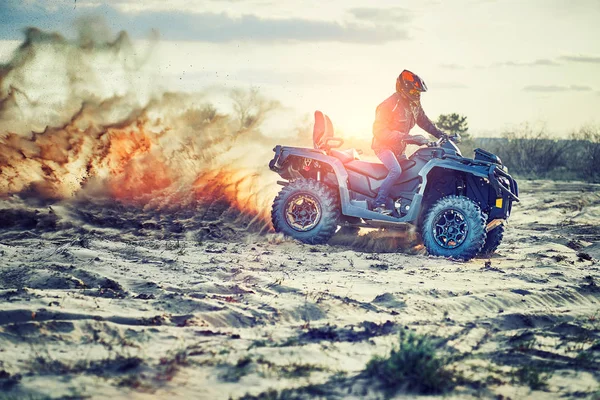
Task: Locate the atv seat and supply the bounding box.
[346,157,416,180]
[313,111,361,162]
[330,148,360,163]
[345,160,389,179]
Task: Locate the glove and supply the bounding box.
[405,135,430,146]
[446,133,461,143]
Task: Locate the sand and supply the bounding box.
[1,180,599,399]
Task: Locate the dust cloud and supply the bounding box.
[0,23,290,237]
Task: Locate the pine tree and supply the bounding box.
[436,113,469,139]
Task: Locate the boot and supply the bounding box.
[373,203,392,215]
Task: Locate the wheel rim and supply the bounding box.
[285,193,322,232]
[432,208,469,249]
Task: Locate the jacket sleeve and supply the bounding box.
[373,98,403,143]
[416,107,444,138]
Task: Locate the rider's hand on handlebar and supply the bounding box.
[406,134,430,146]
[441,132,461,143]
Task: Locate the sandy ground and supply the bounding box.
[1,180,599,399]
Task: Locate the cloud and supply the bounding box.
[523,85,592,92]
[143,12,410,43]
[493,59,559,67]
[559,55,600,64]
[0,1,75,39]
[462,54,600,70]
[0,0,410,43]
[481,55,600,69]
[570,85,593,91]
[349,7,413,25]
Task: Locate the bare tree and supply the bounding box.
[229,87,280,133]
[570,125,600,182]
[489,124,572,177]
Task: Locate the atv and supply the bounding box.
[268,111,519,260]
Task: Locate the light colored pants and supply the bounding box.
[374,149,402,205]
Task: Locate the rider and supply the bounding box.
[372,69,445,214]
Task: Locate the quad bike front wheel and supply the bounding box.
[479,224,505,257]
[421,195,487,261]
[271,179,340,244]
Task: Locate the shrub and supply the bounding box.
[473,123,600,182]
[364,329,454,394]
[570,125,600,182]
[512,364,553,390]
[495,124,571,177]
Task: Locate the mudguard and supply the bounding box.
[418,159,489,197]
[418,159,519,221]
[419,159,518,199]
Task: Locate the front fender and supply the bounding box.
[418,160,489,196]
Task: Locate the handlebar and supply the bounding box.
[428,135,446,147]
[325,137,344,149]
[427,133,461,148]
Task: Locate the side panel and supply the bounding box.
[389,177,420,200]
[369,157,426,198]
[465,174,491,214]
[348,171,376,197]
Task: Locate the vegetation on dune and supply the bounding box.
[472,125,600,182]
[364,329,455,395]
[511,364,553,390]
[476,124,600,182]
[434,114,600,183]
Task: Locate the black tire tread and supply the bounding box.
[421,195,487,261]
[480,225,505,257]
[271,179,340,245]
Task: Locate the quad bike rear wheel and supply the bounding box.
[479,224,505,257]
[421,195,486,260]
[271,179,340,244]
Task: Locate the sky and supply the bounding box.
[1,0,599,138]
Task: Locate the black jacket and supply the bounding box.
[372,91,443,154]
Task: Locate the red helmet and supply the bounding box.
[396,69,428,101]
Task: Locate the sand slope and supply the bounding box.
[1,180,599,399]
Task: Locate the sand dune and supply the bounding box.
[0,180,599,399]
